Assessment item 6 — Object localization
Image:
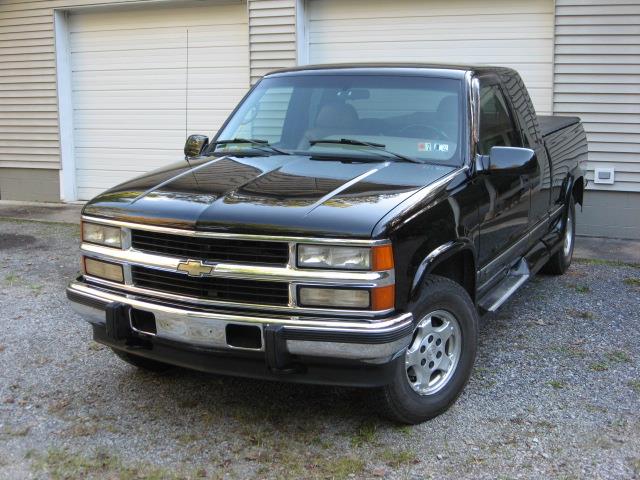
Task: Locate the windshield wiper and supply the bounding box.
[309,138,421,164]
[208,138,291,156]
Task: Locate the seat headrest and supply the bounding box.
[315,102,359,129]
[437,95,458,118]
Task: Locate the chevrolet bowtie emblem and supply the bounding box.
[177,259,214,277]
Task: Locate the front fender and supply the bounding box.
[410,239,477,295]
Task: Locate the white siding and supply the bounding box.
[248,0,297,84]
[554,0,640,193]
[306,0,555,115]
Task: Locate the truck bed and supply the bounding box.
[538,115,581,137]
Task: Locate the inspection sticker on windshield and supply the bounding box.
[418,142,449,153]
[434,143,449,152]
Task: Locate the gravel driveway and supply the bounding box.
[1,219,639,479]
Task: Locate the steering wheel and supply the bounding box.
[399,124,450,141]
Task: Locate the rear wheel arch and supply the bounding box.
[572,176,584,206]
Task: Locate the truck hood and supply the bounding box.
[83,154,456,238]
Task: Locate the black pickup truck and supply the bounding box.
[67,64,587,424]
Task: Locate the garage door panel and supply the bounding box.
[72,67,248,91]
[71,24,246,52]
[70,1,249,200]
[309,0,552,19]
[308,0,554,115]
[187,110,234,134]
[70,29,187,52]
[310,43,553,64]
[310,17,553,41]
[74,129,186,150]
[69,3,247,32]
[74,110,185,131]
[71,48,187,72]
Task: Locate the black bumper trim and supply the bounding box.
[93,325,399,388]
[67,289,110,310]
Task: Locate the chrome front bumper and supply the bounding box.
[67,279,413,363]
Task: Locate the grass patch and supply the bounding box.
[574,284,590,293]
[4,273,22,286]
[606,350,632,364]
[548,380,566,390]
[394,424,413,435]
[624,278,640,287]
[575,258,640,269]
[566,308,594,320]
[549,344,587,359]
[2,425,31,437]
[627,380,640,394]
[380,449,417,468]
[315,456,366,479]
[589,362,608,372]
[31,448,190,480]
[349,420,378,447]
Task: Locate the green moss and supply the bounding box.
[606,350,632,363]
[349,420,378,447]
[575,258,640,269]
[589,362,608,372]
[548,380,566,390]
[627,380,640,394]
[30,449,191,480]
[380,448,417,468]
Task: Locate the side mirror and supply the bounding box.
[483,146,535,174]
[184,134,209,158]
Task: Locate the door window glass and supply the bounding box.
[478,85,521,154]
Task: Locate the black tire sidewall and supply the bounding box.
[384,276,478,423]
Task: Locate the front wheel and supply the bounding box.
[374,275,478,424]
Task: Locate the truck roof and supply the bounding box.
[265,63,513,79]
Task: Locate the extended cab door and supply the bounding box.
[475,75,533,278]
[498,70,552,238]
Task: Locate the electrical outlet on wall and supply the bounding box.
[594,167,615,185]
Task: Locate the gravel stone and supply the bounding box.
[1,219,639,479]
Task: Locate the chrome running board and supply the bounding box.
[478,259,530,313]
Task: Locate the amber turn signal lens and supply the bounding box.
[371,285,395,310]
[83,257,124,283]
[371,244,394,271]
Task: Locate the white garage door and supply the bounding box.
[69,1,249,200]
[307,0,554,115]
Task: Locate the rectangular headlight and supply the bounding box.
[297,245,371,270]
[298,287,370,309]
[297,244,394,271]
[82,222,122,248]
[83,257,124,283]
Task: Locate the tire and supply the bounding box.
[111,348,172,372]
[541,195,576,275]
[373,275,478,424]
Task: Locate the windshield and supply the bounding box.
[214,74,464,165]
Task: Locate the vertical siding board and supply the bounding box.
[248,0,297,84]
[553,0,640,193]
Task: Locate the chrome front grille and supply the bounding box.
[131,230,289,266]
[131,266,289,306]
